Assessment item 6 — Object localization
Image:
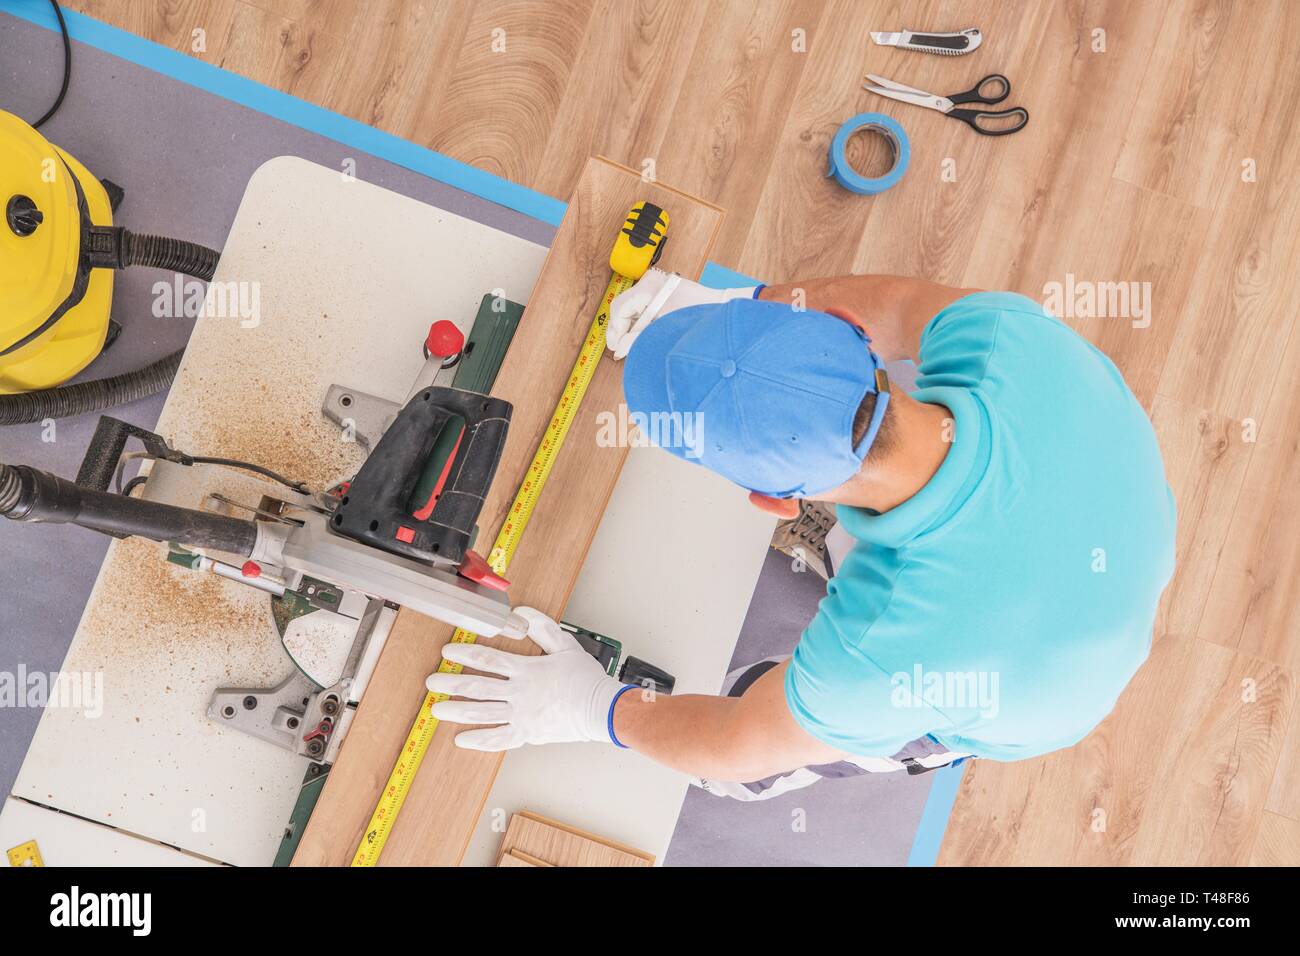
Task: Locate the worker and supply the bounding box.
[427,271,1176,798]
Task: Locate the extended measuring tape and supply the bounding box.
[351,201,669,867]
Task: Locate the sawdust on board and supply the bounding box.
[68,282,378,719]
[154,300,369,493]
[77,536,285,687]
[281,611,356,688]
[60,203,434,726]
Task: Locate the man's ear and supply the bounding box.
[824,305,869,337]
[748,491,801,519]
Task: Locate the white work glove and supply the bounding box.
[606,267,760,360]
[426,606,627,751]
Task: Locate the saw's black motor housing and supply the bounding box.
[330,386,511,566]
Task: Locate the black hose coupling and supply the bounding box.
[82,227,221,282]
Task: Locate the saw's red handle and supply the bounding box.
[408,416,465,521]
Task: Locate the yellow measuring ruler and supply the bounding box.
[7,840,43,867]
[352,201,669,866]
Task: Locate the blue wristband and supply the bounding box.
[607,684,639,748]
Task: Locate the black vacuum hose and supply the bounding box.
[119,231,219,281]
[0,461,259,555]
[0,350,183,427]
[0,231,220,426]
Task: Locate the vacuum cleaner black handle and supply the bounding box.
[76,415,182,492]
[329,386,512,566]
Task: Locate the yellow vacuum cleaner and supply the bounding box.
[0,110,219,425]
[1,108,115,393]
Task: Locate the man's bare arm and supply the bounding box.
[759,275,977,363]
[611,660,847,782]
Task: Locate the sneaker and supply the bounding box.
[770,500,836,580]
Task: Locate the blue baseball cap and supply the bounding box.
[622,298,890,498]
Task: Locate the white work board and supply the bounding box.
[12,156,772,866]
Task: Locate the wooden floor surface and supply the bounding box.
[61,0,1300,866]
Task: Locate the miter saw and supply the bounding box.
[0,330,527,762]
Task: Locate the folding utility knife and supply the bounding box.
[869,28,982,56]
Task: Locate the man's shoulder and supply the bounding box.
[806,537,908,650]
[921,291,1050,342]
[914,292,1062,390]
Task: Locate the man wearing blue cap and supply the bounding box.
[427,269,1176,798]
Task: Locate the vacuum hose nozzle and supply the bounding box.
[0,462,258,555]
[0,463,25,515]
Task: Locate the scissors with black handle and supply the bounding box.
[864,73,1029,136]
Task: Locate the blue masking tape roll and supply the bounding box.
[827,113,910,195]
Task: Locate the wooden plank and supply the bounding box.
[420,0,599,184]
[1266,693,1300,822]
[1148,396,1254,641]
[68,0,238,59]
[1149,2,1300,423]
[1249,812,1300,866]
[1056,180,1209,414]
[856,0,1049,288]
[497,811,653,867]
[498,847,552,867]
[733,0,884,281]
[215,2,289,84]
[497,850,539,867]
[292,156,723,866]
[531,0,709,200]
[266,15,352,105]
[316,0,475,138]
[1112,0,1292,213]
[653,0,822,267]
[1196,302,1300,671]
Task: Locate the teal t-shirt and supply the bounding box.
[785,292,1176,761]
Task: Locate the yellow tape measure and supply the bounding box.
[7,840,44,867]
[351,202,668,867]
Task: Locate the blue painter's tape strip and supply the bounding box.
[906,761,967,866]
[698,262,759,290]
[827,112,909,195]
[5,0,567,226]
